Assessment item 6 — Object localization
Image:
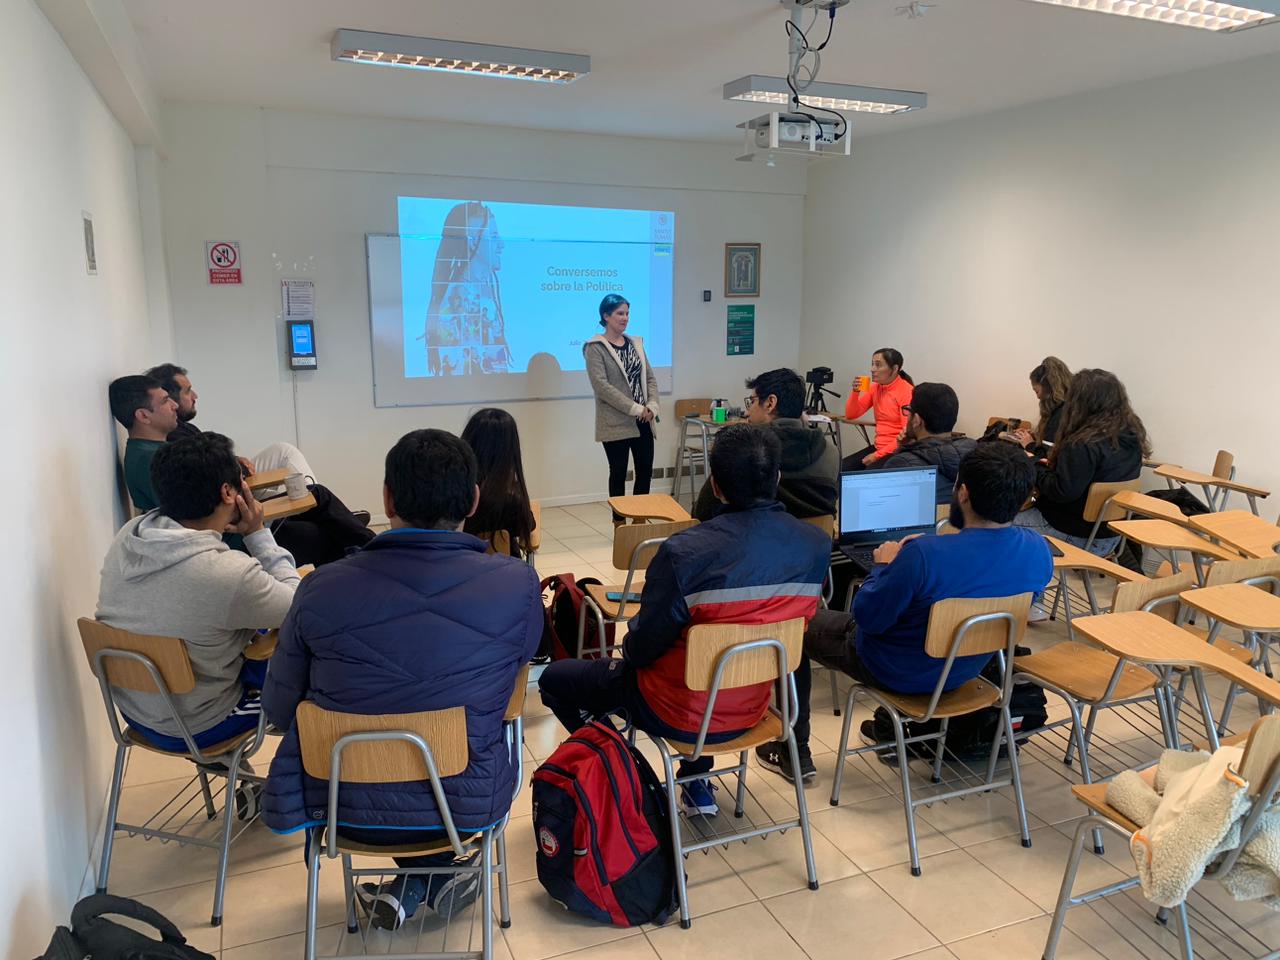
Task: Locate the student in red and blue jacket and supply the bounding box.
[538,424,831,816]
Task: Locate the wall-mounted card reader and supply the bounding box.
[288,320,317,370]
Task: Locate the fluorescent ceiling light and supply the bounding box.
[1020,0,1280,31]
[331,29,590,83]
[723,75,926,115]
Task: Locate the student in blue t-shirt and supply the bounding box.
[755,441,1054,785]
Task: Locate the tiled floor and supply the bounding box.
[103,502,1280,959]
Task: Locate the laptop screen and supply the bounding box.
[838,466,938,544]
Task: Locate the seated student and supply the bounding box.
[145,363,317,484]
[692,368,839,521]
[1008,356,1072,455]
[461,407,537,560]
[262,429,542,930]
[109,375,372,564]
[539,424,831,809]
[755,442,1053,783]
[876,382,977,505]
[842,347,914,471]
[95,433,299,752]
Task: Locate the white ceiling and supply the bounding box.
[123,0,1280,142]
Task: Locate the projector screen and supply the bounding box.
[367,197,675,407]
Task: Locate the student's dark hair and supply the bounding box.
[598,294,630,327]
[874,347,913,386]
[108,375,164,429]
[907,382,959,434]
[1029,356,1072,441]
[955,442,1035,524]
[151,433,242,521]
[384,429,478,529]
[143,363,188,401]
[745,368,806,419]
[1051,368,1152,465]
[461,408,536,557]
[710,424,781,510]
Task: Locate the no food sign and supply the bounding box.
[206,241,242,285]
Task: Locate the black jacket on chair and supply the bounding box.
[1034,431,1143,537]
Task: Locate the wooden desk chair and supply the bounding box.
[1078,477,1143,554]
[671,398,713,502]
[830,594,1034,876]
[578,519,697,657]
[1106,518,1242,585]
[608,493,691,523]
[1045,535,1146,638]
[78,618,269,927]
[1156,463,1271,515]
[1190,510,1280,560]
[1213,449,1236,481]
[297,673,525,960]
[641,618,816,928]
[1043,715,1280,960]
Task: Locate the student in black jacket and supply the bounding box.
[1009,356,1072,456]
[877,382,977,504]
[1014,369,1151,616]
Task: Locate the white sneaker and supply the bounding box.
[1028,602,1049,624]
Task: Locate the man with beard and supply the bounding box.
[754,441,1052,785]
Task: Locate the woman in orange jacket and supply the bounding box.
[843,347,914,470]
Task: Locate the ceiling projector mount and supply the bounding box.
[726,0,927,163]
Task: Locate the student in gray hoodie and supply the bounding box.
[693,368,839,522]
[95,433,300,750]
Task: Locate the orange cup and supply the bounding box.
[854,375,871,393]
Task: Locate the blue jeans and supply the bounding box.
[1014,507,1119,603]
[124,659,267,752]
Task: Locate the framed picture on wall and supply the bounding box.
[724,242,761,298]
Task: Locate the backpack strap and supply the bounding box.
[71,893,188,945]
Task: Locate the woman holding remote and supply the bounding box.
[842,347,914,470]
[584,295,660,510]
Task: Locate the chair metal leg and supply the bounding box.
[932,717,949,784]
[784,730,820,891]
[575,600,589,659]
[1003,706,1032,849]
[830,669,841,717]
[304,830,322,960]
[1191,668,1220,751]
[341,853,357,934]
[496,828,512,928]
[196,768,218,821]
[1049,575,1065,622]
[481,829,495,960]
[1043,818,1092,959]
[96,744,127,893]
[829,688,858,806]
[1081,573,1100,615]
[887,711,923,876]
[734,751,748,818]
[658,745,692,928]
[210,744,245,926]
[1174,901,1194,960]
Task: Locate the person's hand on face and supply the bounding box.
[237,456,256,477]
[225,481,265,535]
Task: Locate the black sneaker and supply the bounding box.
[754,742,816,784]
[233,781,263,821]
[355,877,427,931]
[426,853,483,919]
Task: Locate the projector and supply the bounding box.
[736,111,851,162]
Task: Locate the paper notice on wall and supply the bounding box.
[282,278,315,320]
[206,242,242,284]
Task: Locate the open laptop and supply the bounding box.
[837,466,939,575]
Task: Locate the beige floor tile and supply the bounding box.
[525,714,570,761]
[221,923,344,959]
[534,552,582,575]
[965,827,1129,913]
[808,795,957,873]
[1061,898,1191,959]
[868,849,1042,943]
[665,847,758,920]
[717,814,859,900]
[750,748,890,811]
[646,902,806,960]
[499,821,539,885]
[1014,759,1096,826]
[948,915,1103,960]
[132,878,224,954]
[764,874,939,960]
[497,879,644,960]
[914,790,1045,847]
[122,746,194,787]
[572,544,618,565]
[219,858,350,949]
[554,938,661,960]
[900,951,956,960]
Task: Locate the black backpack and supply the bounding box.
[35,895,214,960]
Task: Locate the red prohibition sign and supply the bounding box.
[210,243,238,268]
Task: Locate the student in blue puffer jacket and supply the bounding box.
[262,429,542,930]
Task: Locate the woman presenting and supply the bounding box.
[843,347,914,470]
[585,294,660,505]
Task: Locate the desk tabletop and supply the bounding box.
[246,467,290,491]
[1107,519,1242,560]
[1180,583,1280,632]
[1072,610,1280,706]
[1155,464,1271,499]
[1047,536,1146,582]
[1109,490,1189,526]
[687,415,747,428]
[262,492,316,522]
[1189,511,1280,560]
[608,494,692,522]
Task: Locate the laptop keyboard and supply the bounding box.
[843,547,877,570]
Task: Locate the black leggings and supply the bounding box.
[602,421,654,498]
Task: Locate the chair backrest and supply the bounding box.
[1239,716,1280,799]
[1204,555,1280,590]
[1112,490,1188,525]
[1213,450,1236,481]
[506,664,531,722]
[675,398,712,419]
[77,618,196,695]
[296,702,468,783]
[923,594,1032,658]
[1082,478,1144,524]
[612,518,697,570]
[683,618,806,691]
[801,514,835,539]
[1112,569,1197,619]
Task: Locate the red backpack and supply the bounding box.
[532,721,676,927]
[540,574,617,661]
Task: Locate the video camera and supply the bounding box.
[803,366,839,414]
[805,366,834,387]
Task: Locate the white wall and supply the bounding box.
[0,2,165,955]
[160,105,807,513]
[803,52,1280,510]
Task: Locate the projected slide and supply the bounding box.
[367,197,675,408]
